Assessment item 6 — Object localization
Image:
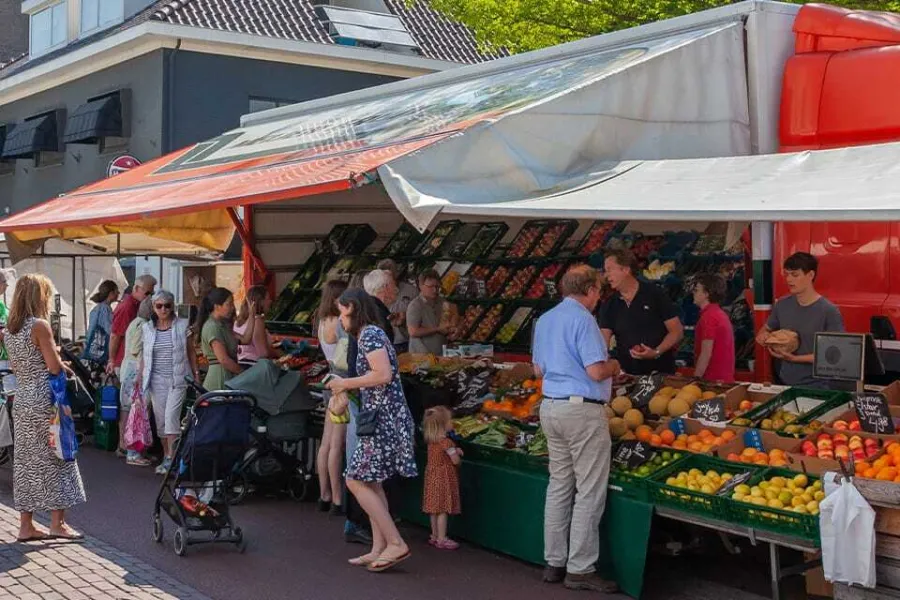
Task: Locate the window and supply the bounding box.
[30,2,67,57]
[248,97,296,114]
[80,0,124,35]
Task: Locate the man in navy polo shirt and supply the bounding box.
[533,265,621,593]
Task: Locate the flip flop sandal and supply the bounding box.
[367,551,411,573]
[51,531,85,542]
[348,554,378,566]
[16,532,49,542]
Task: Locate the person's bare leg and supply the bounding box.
[437,513,449,541]
[317,421,333,502]
[49,510,81,539]
[166,435,178,460]
[328,424,346,507]
[347,478,385,564]
[430,514,438,540]
[118,409,129,453]
[18,512,47,540]
[352,481,407,560]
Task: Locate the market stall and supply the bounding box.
[3,3,900,598]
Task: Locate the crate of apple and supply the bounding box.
[801,432,879,461]
[524,263,564,299]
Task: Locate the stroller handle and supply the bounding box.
[184,376,258,409]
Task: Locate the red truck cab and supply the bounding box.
[776,4,900,376]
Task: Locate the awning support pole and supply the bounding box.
[226,207,268,287]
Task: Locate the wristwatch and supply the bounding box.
[654,348,661,358]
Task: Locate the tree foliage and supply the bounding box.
[422,0,900,54]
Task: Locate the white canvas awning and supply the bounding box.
[382,141,900,224]
[0,236,127,340]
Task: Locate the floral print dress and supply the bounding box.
[345,325,417,483]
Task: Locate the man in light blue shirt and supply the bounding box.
[533,265,620,593]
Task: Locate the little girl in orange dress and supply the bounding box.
[422,406,462,550]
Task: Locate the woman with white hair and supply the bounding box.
[141,290,199,474]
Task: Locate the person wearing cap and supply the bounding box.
[376,260,416,354]
[533,264,620,593]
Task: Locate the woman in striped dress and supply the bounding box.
[4,274,85,542]
[141,290,199,475]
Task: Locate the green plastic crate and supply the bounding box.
[609,446,689,501]
[727,467,821,544]
[459,440,549,474]
[647,454,764,520]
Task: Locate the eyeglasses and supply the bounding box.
[155,303,173,310]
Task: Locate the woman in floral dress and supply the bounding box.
[326,289,417,573]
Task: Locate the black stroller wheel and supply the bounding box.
[173,527,188,557]
[233,527,246,553]
[289,469,312,502]
[152,515,163,543]
[225,472,250,505]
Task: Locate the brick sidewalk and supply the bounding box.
[0,502,211,600]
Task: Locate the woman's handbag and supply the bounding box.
[356,408,378,437]
[124,384,153,453]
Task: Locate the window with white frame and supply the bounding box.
[81,0,124,35]
[30,2,68,57]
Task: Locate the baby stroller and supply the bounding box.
[222,359,319,503]
[152,386,254,556]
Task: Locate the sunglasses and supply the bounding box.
[155,303,173,310]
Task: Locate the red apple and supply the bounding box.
[852,449,867,461]
[849,421,862,431]
[849,439,863,451]
[833,420,849,431]
[834,433,849,444]
[835,446,850,459]
[866,447,880,458]
[864,437,879,447]
[819,450,835,460]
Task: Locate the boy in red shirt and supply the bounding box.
[692,273,735,382]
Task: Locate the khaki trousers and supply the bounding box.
[540,399,611,574]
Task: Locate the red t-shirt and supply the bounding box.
[694,303,735,382]
[110,294,139,367]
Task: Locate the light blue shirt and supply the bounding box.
[533,297,611,401]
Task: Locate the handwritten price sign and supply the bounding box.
[690,396,727,423]
[854,392,893,434]
[612,440,655,469]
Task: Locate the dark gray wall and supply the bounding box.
[0,51,165,215]
[166,51,400,150]
[0,0,28,64]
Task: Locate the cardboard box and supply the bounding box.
[724,383,783,420]
[822,404,900,443]
[790,431,887,477]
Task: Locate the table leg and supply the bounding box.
[770,542,781,600]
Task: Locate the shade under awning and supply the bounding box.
[382,141,900,224]
[1,112,61,159]
[64,93,124,144]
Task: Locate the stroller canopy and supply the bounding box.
[225,360,316,415]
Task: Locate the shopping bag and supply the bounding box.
[819,478,876,587]
[0,402,11,447]
[124,385,152,453]
[48,372,78,462]
[99,375,119,422]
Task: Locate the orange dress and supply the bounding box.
[422,438,461,515]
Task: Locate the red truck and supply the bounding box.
[773,4,900,380]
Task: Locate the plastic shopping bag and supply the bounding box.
[48,372,78,462]
[124,384,152,453]
[819,477,876,588]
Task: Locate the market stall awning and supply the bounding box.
[0,14,749,256]
[383,141,900,223]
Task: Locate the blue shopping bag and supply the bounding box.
[99,375,119,422]
[49,372,78,462]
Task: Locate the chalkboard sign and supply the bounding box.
[612,440,655,469]
[456,276,471,297]
[716,471,753,497]
[690,396,727,423]
[854,392,893,434]
[475,279,487,299]
[457,368,493,405]
[630,374,665,407]
[545,279,559,299]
